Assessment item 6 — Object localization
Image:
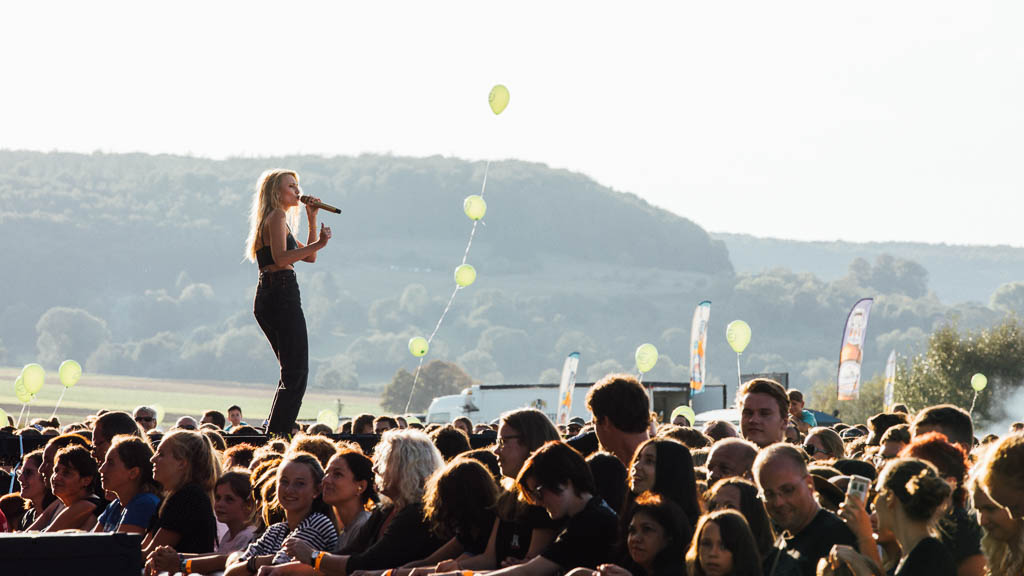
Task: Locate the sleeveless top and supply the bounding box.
[256,225,298,268]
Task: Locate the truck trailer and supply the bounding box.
[425,381,691,425]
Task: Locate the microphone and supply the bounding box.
[299,195,342,214]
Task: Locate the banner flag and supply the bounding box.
[556,352,580,427]
[837,298,873,401]
[884,350,896,410]
[690,301,711,394]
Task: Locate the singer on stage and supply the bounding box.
[245,169,331,437]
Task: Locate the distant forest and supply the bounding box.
[2,150,1022,414]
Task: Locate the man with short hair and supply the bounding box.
[352,413,375,435]
[585,373,651,466]
[201,410,226,430]
[911,404,973,453]
[739,378,789,448]
[374,415,398,435]
[133,405,158,432]
[753,444,859,576]
[226,405,246,432]
[706,437,758,485]
[174,416,199,430]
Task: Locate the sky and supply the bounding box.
[3,1,1023,247]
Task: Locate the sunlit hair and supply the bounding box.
[373,429,443,509]
[109,435,160,494]
[705,477,776,559]
[217,469,257,525]
[969,453,1024,576]
[807,427,845,460]
[423,457,498,541]
[330,449,379,509]
[290,434,339,468]
[686,509,763,576]
[244,169,302,262]
[981,433,1024,498]
[877,457,951,527]
[158,430,221,499]
[54,445,101,498]
[273,452,337,531]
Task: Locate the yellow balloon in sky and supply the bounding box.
[726,320,752,354]
[59,360,82,388]
[317,409,339,431]
[22,363,45,395]
[464,195,487,221]
[635,343,659,373]
[489,84,510,115]
[409,336,429,358]
[455,264,477,288]
[15,376,33,404]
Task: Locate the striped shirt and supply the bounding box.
[238,512,339,565]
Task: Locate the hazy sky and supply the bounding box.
[3,1,1022,246]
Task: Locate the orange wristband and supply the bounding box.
[315,551,327,572]
[185,559,193,574]
[462,570,475,576]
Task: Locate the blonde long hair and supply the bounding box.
[244,169,302,262]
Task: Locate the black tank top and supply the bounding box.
[256,226,298,268]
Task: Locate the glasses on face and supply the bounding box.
[136,417,155,423]
[802,444,820,456]
[759,476,807,503]
[527,483,548,502]
[495,435,522,449]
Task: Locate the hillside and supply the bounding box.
[1,151,1021,417]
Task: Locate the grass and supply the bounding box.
[0,366,382,427]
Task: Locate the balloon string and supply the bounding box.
[404,356,426,415]
[735,353,743,391]
[16,404,26,428]
[969,390,978,415]
[405,161,492,415]
[51,388,67,420]
[460,161,489,266]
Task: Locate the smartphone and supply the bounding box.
[847,474,871,505]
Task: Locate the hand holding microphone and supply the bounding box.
[299,195,342,214]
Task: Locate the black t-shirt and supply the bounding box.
[494,500,563,563]
[939,505,983,566]
[155,483,217,554]
[455,509,497,555]
[896,536,956,576]
[781,508,858,576]
[540,496,618,569]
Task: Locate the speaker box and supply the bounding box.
[0,532,143,576]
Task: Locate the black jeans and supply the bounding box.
[254,270,308,436]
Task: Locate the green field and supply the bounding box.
[0,367,382,427]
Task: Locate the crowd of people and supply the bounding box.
[2,376,1024,576]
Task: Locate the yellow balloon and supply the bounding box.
[971,373,987,392]
[635,343,659,373]
[409,336,429,358]
[22,363,45,395]
[15,376,32,404]
[671,405,696,426]
[726,320,752,354]
[464,195,487,221]
[317,409,339,430]
[0,406,9,427]
[59,360,82,388]
[455,264,477,288]
[489,84,510,115]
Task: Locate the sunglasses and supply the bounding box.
[135,417,155,423]
[803,443,826,457]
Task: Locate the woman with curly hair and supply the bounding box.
[270,429,445,576]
